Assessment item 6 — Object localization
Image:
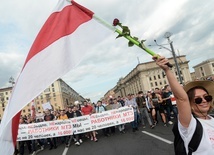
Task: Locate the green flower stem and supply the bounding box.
[93,15,157,56]
[115,28,156,56]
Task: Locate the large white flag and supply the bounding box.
[0,0,114,154]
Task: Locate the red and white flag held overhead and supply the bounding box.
[0,0,114,154]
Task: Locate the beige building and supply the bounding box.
[193,58,214,80]
[105,55,192,99]
[0,79,84,120]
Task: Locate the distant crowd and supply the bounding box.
[14,83,183,155]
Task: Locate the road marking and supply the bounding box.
[62,136,72,155]
[142,131,173,144]
[62,147,69,155]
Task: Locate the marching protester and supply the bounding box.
[162,85,178,124]
[112,98,126,133]
[70,105,83,146]
[57,109,70,147]
[44,109,57,150]
[28,116,44,155]
[18,117,33,155]
[95,100,110,136]
[136,91,154,129]
[105,98,116,135]
[150,89,167,126]
[125,94,139,132]
[117,96,125,107]
[81,101,98,142]
[153,55,214,154]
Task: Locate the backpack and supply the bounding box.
[172,118,203,155]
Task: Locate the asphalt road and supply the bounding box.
[35,121,175,155]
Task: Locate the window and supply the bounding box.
[52,83,54,87]
[40,95,43,99]
[150,83,153,87]
[158,75,160,79]
[38,107,41,110]
[37,101,40,105]
[53,93,56,97]
[6,97,9,100]
[149,77,152,81]
[5,92,8,95]
[200,67,203,71]
[52,88,55,92]
[212,63,214,67]
[162,72,165,78]
[155,82,158,86]
[159,81,162,85]
[154,76,156,80]
[23,110,25,113]
[28,109,30,112]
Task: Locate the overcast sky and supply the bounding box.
[0,0,214,102]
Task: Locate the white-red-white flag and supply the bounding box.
[0,0,113,154]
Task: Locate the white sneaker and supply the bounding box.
[31,151,36,155]
[79,139,83,143]
[75,142,80,146]
[168,121,173,125]
[40,145,44,150]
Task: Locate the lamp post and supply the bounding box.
[163,32,183,85]
[149,32,183,85]
[9,76,15,87]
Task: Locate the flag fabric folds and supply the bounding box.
[0,0,113,154]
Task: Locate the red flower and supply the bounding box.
[113,18,120,26]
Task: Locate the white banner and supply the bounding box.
[17,107,134,141]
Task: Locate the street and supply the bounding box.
[36,122,175,155]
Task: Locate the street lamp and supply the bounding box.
[9,76,15,87]
[148,32,183,84]
[163,32,183,85]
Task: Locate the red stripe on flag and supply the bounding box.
[12,111,21,146]
[24,1,94,67]
[11,1,94,147]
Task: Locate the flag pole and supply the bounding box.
[93,15,172,67]
[93,15,156,56]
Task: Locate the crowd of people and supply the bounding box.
[15,84,180,155]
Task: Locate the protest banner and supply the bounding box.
[42,102,52,110]
[17,120,72,141]
[17,106,134,141]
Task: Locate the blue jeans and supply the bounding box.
[132,111,138,128]
[165,105,178,121]
[32,139,44,151]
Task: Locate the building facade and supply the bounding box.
[0,79,84,120]
[193,58,214,80]
[105,55,192,99]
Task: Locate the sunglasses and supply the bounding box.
[194,95,213,104]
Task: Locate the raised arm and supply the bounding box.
[153,56,191,127]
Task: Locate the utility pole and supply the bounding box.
[164,32,183,84]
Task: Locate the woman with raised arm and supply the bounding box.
[153,56,214,154]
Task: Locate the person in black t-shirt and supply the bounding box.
[44,109,57,150]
